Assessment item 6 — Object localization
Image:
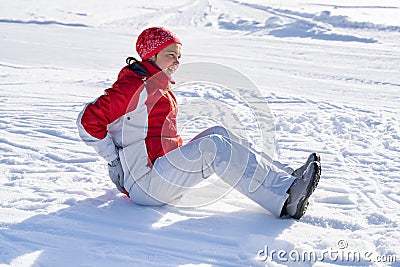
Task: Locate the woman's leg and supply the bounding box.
[190,126,295,174]
[136,128,295,217]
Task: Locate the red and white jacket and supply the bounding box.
[77,60,183,191]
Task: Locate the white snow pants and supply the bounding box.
[127,126,295,217]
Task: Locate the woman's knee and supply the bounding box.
[199,134,230,153]
[208,125,228,136]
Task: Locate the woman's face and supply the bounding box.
[153,43,182,76]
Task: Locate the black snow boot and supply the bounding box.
[282,161,321,219]
[292,152,320,178]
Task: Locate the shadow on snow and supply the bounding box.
[0,191,295,266]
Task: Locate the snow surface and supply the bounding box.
[0,0,399,266]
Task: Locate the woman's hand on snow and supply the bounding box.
[108,157,125,193]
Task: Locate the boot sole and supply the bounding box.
[292,162,321,219]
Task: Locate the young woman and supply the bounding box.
[77,27,321,219]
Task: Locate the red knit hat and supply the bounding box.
[136,27,182,60]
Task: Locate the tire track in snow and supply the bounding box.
[270,94,400,256]
[0,66,114,218]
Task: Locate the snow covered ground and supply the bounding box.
[0,0,399,266]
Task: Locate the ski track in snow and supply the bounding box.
[1,0,400,266]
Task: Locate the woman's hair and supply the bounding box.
[126,55,157,66]
[126,56,140,66]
